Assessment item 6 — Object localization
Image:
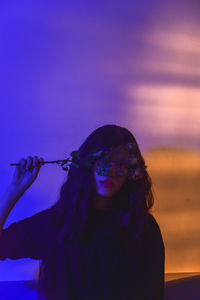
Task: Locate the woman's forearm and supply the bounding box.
[0,185,24,233]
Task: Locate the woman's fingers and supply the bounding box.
[17,156,44,171]
[33,156,40,168]
[15,156,44,172]
[32,158,39,177]
[26,156,33,170]
[18,158,26,169]
[39,157,44,164]
[11,155,43,190]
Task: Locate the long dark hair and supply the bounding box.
[38,124,154,299]
[53,124,154,242]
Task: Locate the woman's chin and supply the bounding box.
[97,189,116,197]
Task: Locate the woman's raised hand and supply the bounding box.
[0,156,44,229]
[10,156,44,195]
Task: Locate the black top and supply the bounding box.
[0,207,165,300]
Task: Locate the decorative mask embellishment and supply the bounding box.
[10,143,147,180]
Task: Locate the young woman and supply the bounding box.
[0,124,165,300]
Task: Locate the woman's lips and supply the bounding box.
[100,180,114,188]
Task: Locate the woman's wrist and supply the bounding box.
[2,184,25,204]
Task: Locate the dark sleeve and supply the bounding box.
[0,207,58,261]
[145,214,165,300]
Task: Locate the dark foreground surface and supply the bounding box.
[0,273,200,300]
[165,273,200,300]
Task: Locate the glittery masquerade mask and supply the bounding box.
[10,143,147,181]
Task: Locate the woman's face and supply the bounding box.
[93,148,129,198]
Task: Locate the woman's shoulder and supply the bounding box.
[146,212,159,226]
[143,213,165,248]
[144,213,163,237]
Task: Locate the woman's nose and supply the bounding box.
[103,163,121,177]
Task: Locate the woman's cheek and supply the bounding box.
[113,176,127,191]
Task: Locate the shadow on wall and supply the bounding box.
[144,147,200,273]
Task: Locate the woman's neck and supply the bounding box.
[93,195,115,210]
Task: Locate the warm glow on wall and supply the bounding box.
[144,147,200,273]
